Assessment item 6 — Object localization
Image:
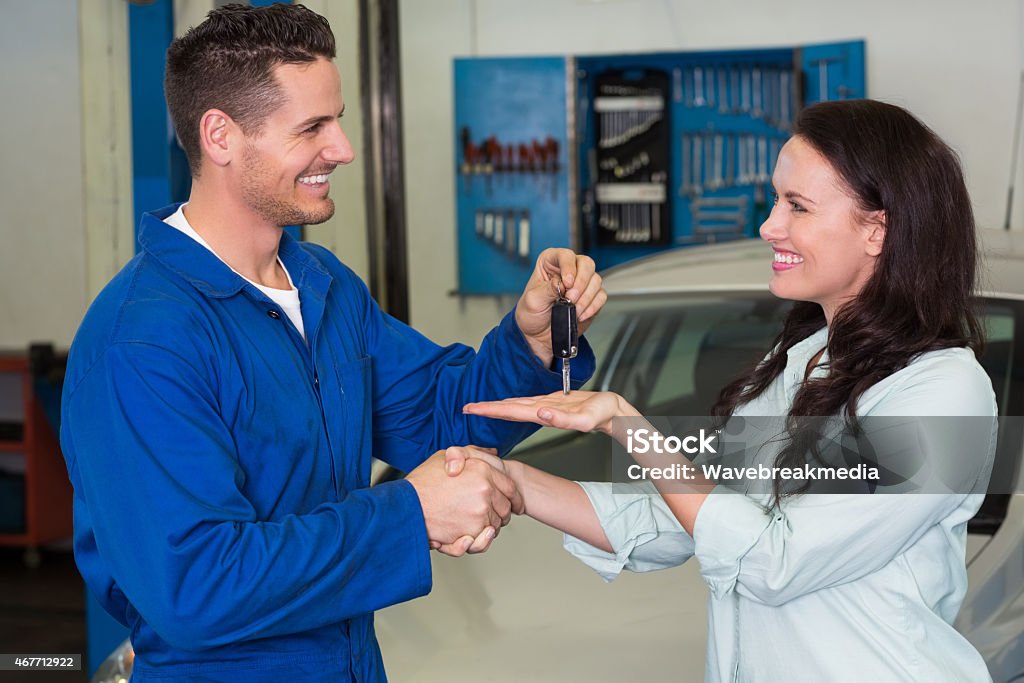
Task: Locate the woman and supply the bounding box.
[456,100,997,681]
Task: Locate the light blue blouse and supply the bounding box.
[565,326,997,682]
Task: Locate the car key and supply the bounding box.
[551,294,579,394]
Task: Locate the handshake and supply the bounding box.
[406,445,525,557]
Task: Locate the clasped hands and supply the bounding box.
[405,445,525,557]
[407,391,636,557]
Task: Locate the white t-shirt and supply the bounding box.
[164,205,306,341]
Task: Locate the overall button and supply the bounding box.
[267,310,281,319]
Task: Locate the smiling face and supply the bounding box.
[759,136,884,323]
[235,57,354,227]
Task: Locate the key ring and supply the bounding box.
[552,279,566,301]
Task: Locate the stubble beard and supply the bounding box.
[241,144,336,227]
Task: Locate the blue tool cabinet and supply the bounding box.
[454,40,865,293]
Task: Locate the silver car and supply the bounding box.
[93,231,1024,682]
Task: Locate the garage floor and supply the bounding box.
[0,545,87,682]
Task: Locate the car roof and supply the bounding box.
[601,229,1024,300]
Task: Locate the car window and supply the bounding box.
[972,299,1024,534]
[980,303,1017,416]
[643,299,787,414]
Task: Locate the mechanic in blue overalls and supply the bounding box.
[59,5,607,681]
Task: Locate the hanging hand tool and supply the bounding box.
[679,134,692,197]
[547,137,560,201]
[725,134,736,188]
[709,134,724,191]
[780,70,792,129]
[460,127,475,194]
[740,67,751,113]
[718,67,729,114]
[810,57,840,102]
[518,211,531,261]
[693,133,704,196]
[506,210,517,255]
[751,66,763,118]
[730,66,740,114]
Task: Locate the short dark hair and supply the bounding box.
[165,3,336,176]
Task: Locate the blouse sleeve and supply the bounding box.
[563,480,695,582]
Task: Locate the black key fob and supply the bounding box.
[551,298,579,360]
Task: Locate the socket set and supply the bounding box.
[592,69,671,246]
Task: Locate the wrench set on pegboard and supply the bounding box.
[592,69,670,246]
[453,42,865,292]
[678,133,788,196]
[677,64,795,127]
[670,58,797,237]
[668,57,798,246]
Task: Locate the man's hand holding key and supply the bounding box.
[514,248,606,370]
[421,249,605,558]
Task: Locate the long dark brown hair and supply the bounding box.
[711,100,984,505]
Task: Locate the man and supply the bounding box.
[60,4,605,681]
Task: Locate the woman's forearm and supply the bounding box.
[605,396,711,536]
[506,460,613,553]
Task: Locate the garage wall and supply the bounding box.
[400,0,1024,345]
[1,1,1020,349]
[0,0,88,349]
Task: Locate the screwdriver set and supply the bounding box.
[459,127,561,199]
[453,42,865,293]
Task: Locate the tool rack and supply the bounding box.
[453,40,864,293]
